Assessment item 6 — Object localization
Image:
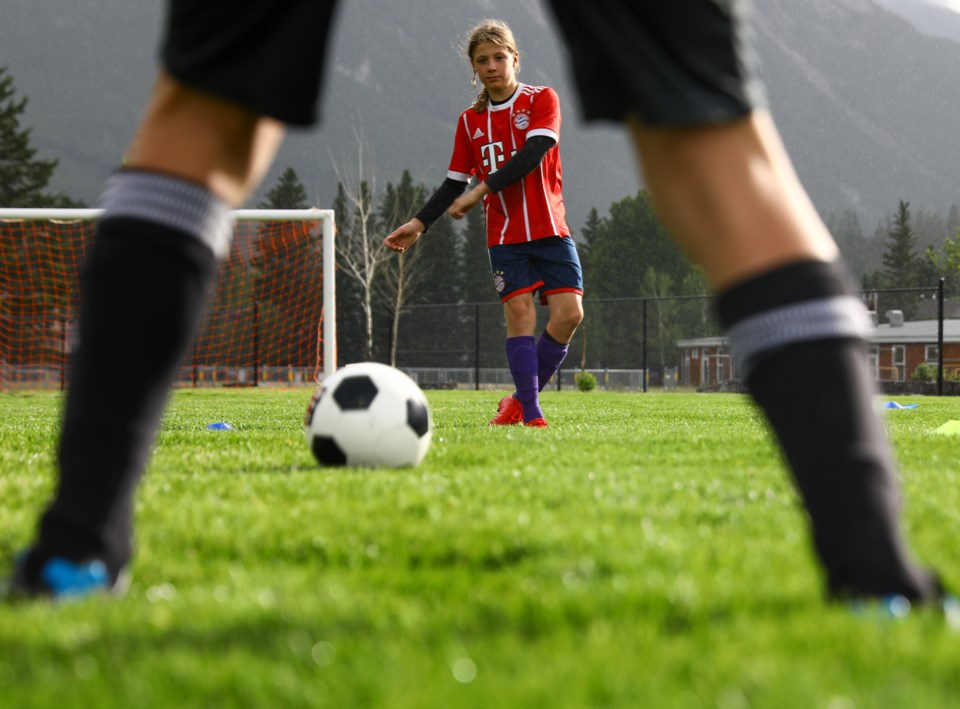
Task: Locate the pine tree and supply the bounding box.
[827,208,874,280]
[257,167,309,209]
[579,206,602,260]
[947,204,960,240]
[461,206,491,304]
[881,200,920,289]
[0,66,82,207]
[879,200,922,319]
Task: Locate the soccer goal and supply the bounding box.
[0,208,336,391]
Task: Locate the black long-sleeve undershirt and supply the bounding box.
[483,135,555,193]
[413,178,467,231]
[413,135,557,231]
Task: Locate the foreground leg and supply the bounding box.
[718,261,940,600]
[634,114,940,601]
[11,75,283,598]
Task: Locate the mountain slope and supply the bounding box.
[755,0,960,220]
[2,0,958,229]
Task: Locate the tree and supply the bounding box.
[0,66,83,208]
[877,200,922,318]
[578,206,603,260]
[331,183,367,364]
[641,266,679,374]
[826,208,874,281]
[377,170,427,365]
[881,200,920,287]
[585,190,691,299]
[461,204,492,304]
[582,190,695,368]
[947,204,960,239]
[334,178,391,362]
[413,212,461,305]
[925,226,960,298]
[257,167,309,209]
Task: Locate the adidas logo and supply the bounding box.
[472,128,484,140]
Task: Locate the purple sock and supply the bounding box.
[537,330,570,391]
[505,336,543,422]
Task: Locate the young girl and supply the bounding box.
[385,19,583,428]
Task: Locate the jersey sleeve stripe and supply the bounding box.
[526,128,559,142]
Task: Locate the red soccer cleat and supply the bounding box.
[489,395,523,426]
[525,417,548,428]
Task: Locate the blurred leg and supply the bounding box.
[629,113,939,600]
[25,77,285,585]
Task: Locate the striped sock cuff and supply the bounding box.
[727,295,873,378]
[97,171,234,258]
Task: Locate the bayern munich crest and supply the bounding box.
[513,110,530,130]
[493,271,506,293]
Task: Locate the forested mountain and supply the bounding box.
[2,0,959,230]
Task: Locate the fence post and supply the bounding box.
[474,304,481,391]
[938,278,944,396]
[61,316,68,392]
[642,298,648,393]
[253,301,260,388]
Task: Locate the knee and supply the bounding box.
[504,297,537,334]
[551,302,583,340]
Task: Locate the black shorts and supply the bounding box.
[488,236,584,304]
[161,0,340,126]
[546,0,766,126]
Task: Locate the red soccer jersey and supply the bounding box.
[447,84,570,247]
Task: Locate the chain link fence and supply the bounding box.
[394,282,960,395]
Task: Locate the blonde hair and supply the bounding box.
[465,19,520,113]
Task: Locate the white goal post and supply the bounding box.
[0,207,337,382]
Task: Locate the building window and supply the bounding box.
[925,345,939,364]
[868,345,879,380]
[892,345,905,382]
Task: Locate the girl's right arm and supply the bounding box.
[384,178,468,252]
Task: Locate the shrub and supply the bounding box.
[912,362,937,382]
[574,370,597,392]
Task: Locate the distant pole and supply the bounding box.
[61,317,68,392]
[642,298,648,393]
[938,278,944,396]
[474,304,481,391]
[253,302,260,388]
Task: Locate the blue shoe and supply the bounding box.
[850,593,960,629]
[943,595,960,632]
[850,593,912,619]
[3,554,128,601]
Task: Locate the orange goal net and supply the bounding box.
[0,209,336,391]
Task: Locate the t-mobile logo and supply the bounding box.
[480,142,507,173]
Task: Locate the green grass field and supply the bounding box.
[2,388,960,708]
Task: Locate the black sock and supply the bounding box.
[25,172,228,584]
[718,260,940,601]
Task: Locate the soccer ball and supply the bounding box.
[304,362,433,468]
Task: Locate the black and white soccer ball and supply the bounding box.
[304,362,433,468]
